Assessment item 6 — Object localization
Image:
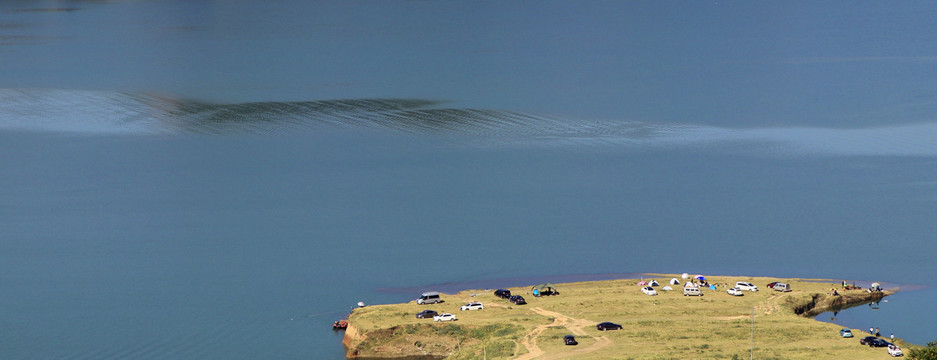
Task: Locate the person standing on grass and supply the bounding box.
[891,333,895,342]
[870,327,875,335]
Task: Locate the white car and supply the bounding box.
[460,302,484,311]
[735,281,758,292]
[726,287,744,296]
[433,313,457,322]
[888,344,903,357]
[641,286,658,296]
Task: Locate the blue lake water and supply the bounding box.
[2,1,936,359]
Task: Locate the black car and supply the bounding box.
[415,310,438,319]
[596,322,622,331]
[859,336,890,347]
[509,295,527,305]
[563,335,578,345]
[494,289,512,299]
[869,339,890,348]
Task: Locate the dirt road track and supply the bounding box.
[514,307,610,360]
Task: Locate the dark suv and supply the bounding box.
[859,336,889,347]
[494,289,512,299]
[509,295,527,305]
[415,310,438,319]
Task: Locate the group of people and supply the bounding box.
[868,327,895,342]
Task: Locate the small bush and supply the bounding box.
[485,340,516,358]
[435,324,467,337]
[909,339,937,360]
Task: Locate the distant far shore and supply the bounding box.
[343,274,904,359]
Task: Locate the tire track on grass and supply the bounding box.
[514,307,610,360]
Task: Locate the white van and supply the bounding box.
[683,287,703,296]
[416,292,442,305]
[735,281,758,292]
[773,283,791,292]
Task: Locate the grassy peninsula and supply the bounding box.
[343,275,903,359]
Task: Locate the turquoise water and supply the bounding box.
[2,1,936,358]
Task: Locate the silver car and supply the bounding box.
[433,313,457,322]
[460,302,484,311]
[735,281,758,292]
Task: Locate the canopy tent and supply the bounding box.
[531,283,559,296]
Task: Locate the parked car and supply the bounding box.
[494,289,512,299]
[564,335,578,345]
[509,295,527,305]
[773,283,791,292]
[766,282,779,289]
[683,286,703,296]
[416,310,438,319]
[888,344,903,357]
[726,287,744,296]
[460,302,484,311]
[735,281,758,291]
[869,338,891,347]
[596,322,623,331]
[641,286,658,296]
[840,328,853,338]
[860,336,889,347]
[416,291,442,305]
[433,313,457,322]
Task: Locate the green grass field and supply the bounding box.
[345,275,909,359]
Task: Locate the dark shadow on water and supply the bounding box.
[4,7,82,13]
[0,89,669,142]
[824,299,884,320]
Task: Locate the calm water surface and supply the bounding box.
[2,1,936,358]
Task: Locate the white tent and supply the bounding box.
[662,286,673,291]
[681,273,690,280]
[670,278,680,285]
[649,280,660,287]
[684,282,698,288]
